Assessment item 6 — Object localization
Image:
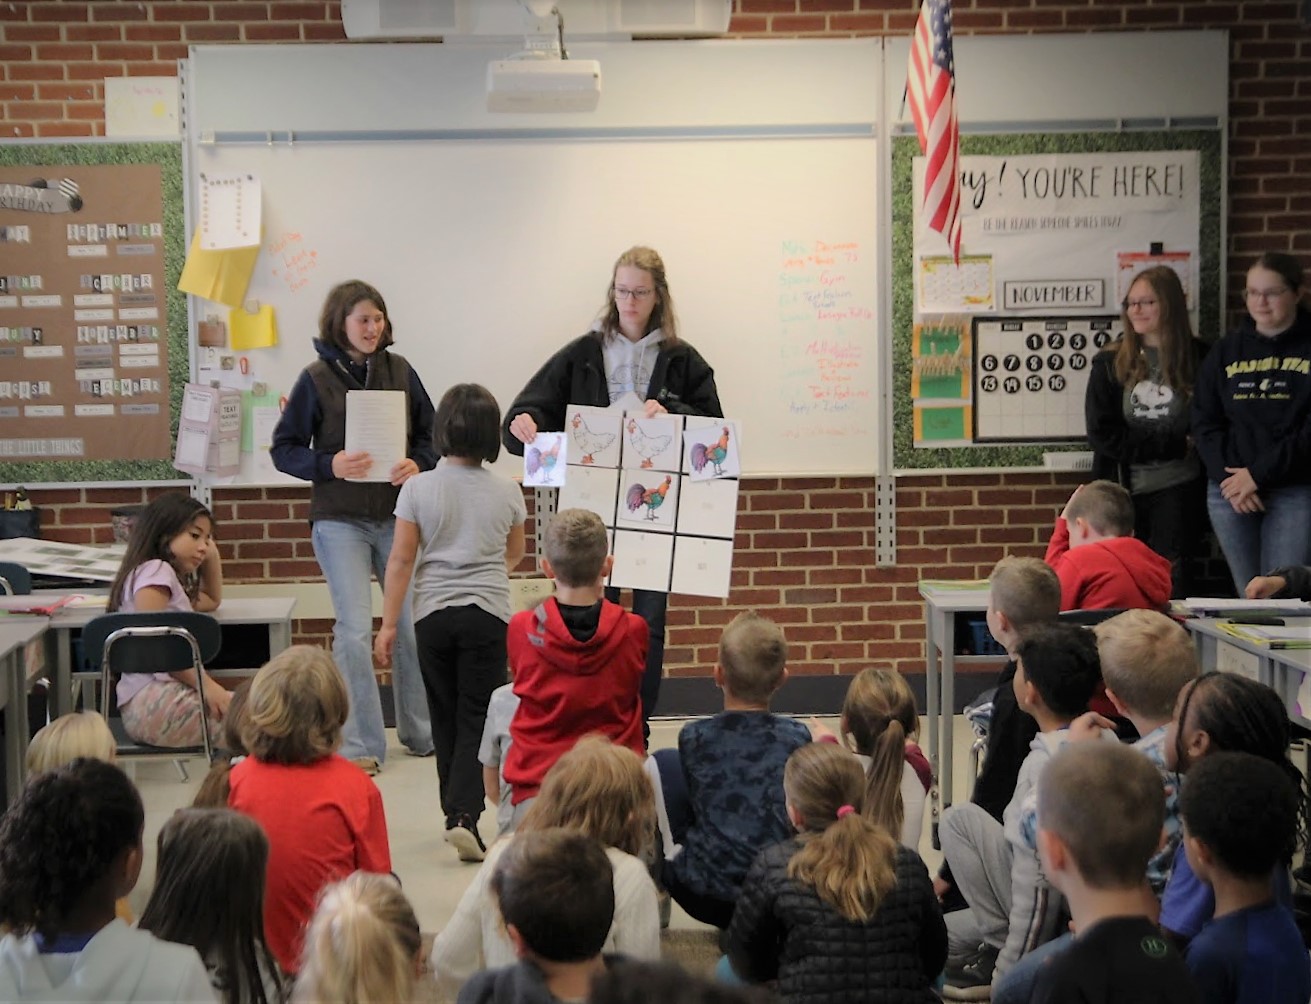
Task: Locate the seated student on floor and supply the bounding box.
[1044,480,1172,611]
[1027,742,1198,1004]
[648,611,810,930]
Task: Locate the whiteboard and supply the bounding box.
[185,41,883,482]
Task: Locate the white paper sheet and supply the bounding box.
[676,478,739,539]
[616,470,679,534]
[609,530,673,593]
[683,419,741,481]
[524,432,568,487]
[198,171,261,250]
[621,413,682,473]
[671,536,735,598]
[345,390,406,482]
[567,404,623,468]
[557,464,619,526]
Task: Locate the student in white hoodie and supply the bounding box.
[0,759,217,1004]
[502,246,723,733]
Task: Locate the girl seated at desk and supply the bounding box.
[106,492,229,747]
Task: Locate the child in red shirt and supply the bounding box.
[228,645,392,974]
[503,509,647,819]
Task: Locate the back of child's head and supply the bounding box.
[989,556,1061,630]
[491,828,615,964]
[1172,673,1309,850]
[194,680,254,809]
[1065,479,1134,537]
[292,871,421,1004]
[518,735,654,857]
[139,807,280,1004]
[243,645,348,765]
[108,491,213,612]
[1014,622,1102,718]
[435,382,502,463]
[1038,741,1165,889]
[718,610,787,704]
[1181,751,1299,881]
[1095,609,1198,720]
[0,758,143,939]
[25,711,116,774]
[590,959,774,1004]
[783,742,898,923]
[544,507,609,587]
[840,667,917,839]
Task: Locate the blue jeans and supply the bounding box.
[1206,482,1311,595]
[312,519,432,762]
[989,931,1072,1004]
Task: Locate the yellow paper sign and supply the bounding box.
[177,231,260,308]
[229,304,278,350]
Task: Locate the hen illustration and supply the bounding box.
[690,426,732,477]
[570,412,616,465]
[626,476,672,521]
[525,438,561,483]
[626,418,672,470]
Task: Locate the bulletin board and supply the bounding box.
[182,40,884,483]
[890,128,1224,471]
[0,142,188,483]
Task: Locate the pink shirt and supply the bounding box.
[114,559,193,706]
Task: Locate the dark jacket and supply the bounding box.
[270,339,437,523]
[1191,306,1311,489]
[501,332,722,455]
[456,956,624,1004]
[726,840,946,1004]
[1085,339,1208,486]
[1271,565,1311,600]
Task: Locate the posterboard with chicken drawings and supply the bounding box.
[524,432,567,486]
[621,414,681,472]
[568,405,622,467]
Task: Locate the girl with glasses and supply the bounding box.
[502,247,723,733]
[1084,265,1208,597]
[1192,252,1311,594]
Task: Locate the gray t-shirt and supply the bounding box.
[394,460,527,623]
[478,683,520,837]
[1122,346,1201,495]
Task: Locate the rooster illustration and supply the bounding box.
[626,475,672,521]
[626,418,672,470]
[570,412,616,465]
[690,426,732,477]
[525,437,561,484]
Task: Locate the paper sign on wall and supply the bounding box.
[199,172,261,250]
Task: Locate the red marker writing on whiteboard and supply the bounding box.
[239,357,250,375]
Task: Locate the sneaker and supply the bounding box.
[445,814,487,863]
[404,746,436,757]
[942,941,999,1000]
[351,757,380,776]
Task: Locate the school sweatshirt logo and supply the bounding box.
[0,178,83,214]
[1224,355,1311,378]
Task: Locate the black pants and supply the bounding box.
[604,586,666,726]
[414,605,507,822]
[1133,475,1207,599]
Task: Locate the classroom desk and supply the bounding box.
[919,582,991,847]
[23,596,297,718]
[0,617,48,804]
[1184,618,1311,731]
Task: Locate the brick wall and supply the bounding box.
[4,1,1310,692]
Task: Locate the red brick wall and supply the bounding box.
[4,1,1310,685]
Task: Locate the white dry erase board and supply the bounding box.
[183,40,883,483]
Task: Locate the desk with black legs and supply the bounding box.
[1,617,49,803]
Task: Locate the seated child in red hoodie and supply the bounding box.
[1044,480,1172,611]
[503,508,647,822]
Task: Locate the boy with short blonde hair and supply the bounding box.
[717,610,788,705]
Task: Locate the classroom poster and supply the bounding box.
[910,149,1200,448]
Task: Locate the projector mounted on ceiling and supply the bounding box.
[487,58,601,112]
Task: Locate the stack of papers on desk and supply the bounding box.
[1173,597,1311,617]
[1216,622,1311,649]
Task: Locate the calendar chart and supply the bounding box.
[973,315,1120,443]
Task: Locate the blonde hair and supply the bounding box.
[518,735,654,857]
[718,611,787,704]
[784,743,898,923]
[26,712,115,774]
[243,646,347,765]
[989,556,1060,630]
[544,508,609,587]
[840,668,917,839]
[1095,610,1198,720]
[1065,480,1134,537]
[292,872,420,1004]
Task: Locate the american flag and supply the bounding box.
[907,0,962,262]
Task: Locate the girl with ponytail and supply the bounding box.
[724,743,946,1002]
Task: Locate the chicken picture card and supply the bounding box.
[557,464,619,527]
[683,418,741,482]
[671,536,734,599]
[566,404,622,468]
[620,413,682,473]
[609,529,673,594]
[523,432,567,487]
[675,477,739,540]
[616,469,680,534]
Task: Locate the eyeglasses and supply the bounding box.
[614,287,654,301]
[1244,287,1290,302]
[1123,298,1158,310]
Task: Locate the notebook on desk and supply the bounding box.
[1216,622,1311,650]
[1173,597,1311,618]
